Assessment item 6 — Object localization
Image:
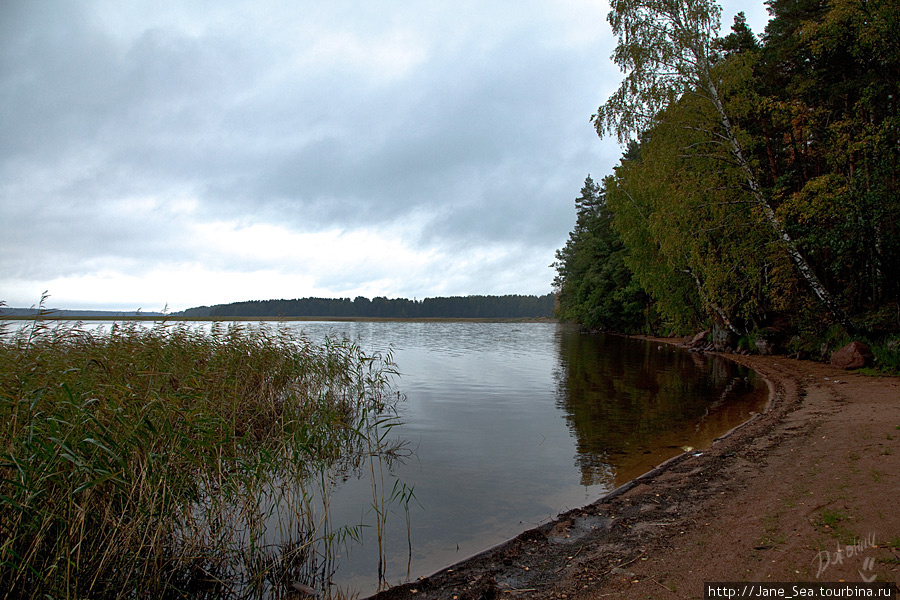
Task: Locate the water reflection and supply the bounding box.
[554,329,767,488]
[6,320,768,597]
[291,322,767,596]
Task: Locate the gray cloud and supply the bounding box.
[0,0,768,310]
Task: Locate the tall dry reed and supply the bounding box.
[0,317,403,599]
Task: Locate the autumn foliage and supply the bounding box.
[555,0,900,357]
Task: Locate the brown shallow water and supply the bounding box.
[554,331,768,490]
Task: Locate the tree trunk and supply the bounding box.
[683,265,740,335]
[701,69,857,333]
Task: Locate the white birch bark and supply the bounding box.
[596,0,856,332]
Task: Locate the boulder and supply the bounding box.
[687,331,709,348]
[829,341,873,370]
[755,337,776,356]
[711,325,737,352]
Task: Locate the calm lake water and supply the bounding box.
[2,319,766,596]
[282,321,768,596]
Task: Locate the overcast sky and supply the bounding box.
[1,1,769,312]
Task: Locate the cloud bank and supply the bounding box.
[0,0,769,311]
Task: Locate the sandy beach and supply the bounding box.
[369,344,900,600]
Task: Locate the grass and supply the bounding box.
[816,509,860,545]
[0,313,405,599]
[819,510,848,528]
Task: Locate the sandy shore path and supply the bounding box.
[369,348,900,600]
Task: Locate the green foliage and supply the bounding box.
[754,0,900,313]
[868,337,900,375]
[558,0,900,345]
[604,154,704,334]
[0,319,403,598]
[553,176,648,333]
[605,88,803,335]
[594,0,723,142]
[788,322,850,360]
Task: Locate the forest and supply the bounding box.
[553,0,899,365]
[178,294,556,319]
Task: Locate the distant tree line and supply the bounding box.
[178,294,556,319]
[554,0,899,357]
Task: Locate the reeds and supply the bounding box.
[0,317,404,599]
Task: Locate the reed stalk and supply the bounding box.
[0,318,403,599]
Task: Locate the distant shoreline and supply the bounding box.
[1,315,560,323]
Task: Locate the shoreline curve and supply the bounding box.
[367,339,900,599]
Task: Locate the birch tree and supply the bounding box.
[593,0,856,332]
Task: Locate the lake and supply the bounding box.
[1,318,766,596]
[280,321,768,596]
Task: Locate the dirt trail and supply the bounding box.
[368,349,900,600]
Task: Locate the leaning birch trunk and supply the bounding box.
[595,0,856,334]
[697,59,857,333]
[683,265,739,335]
